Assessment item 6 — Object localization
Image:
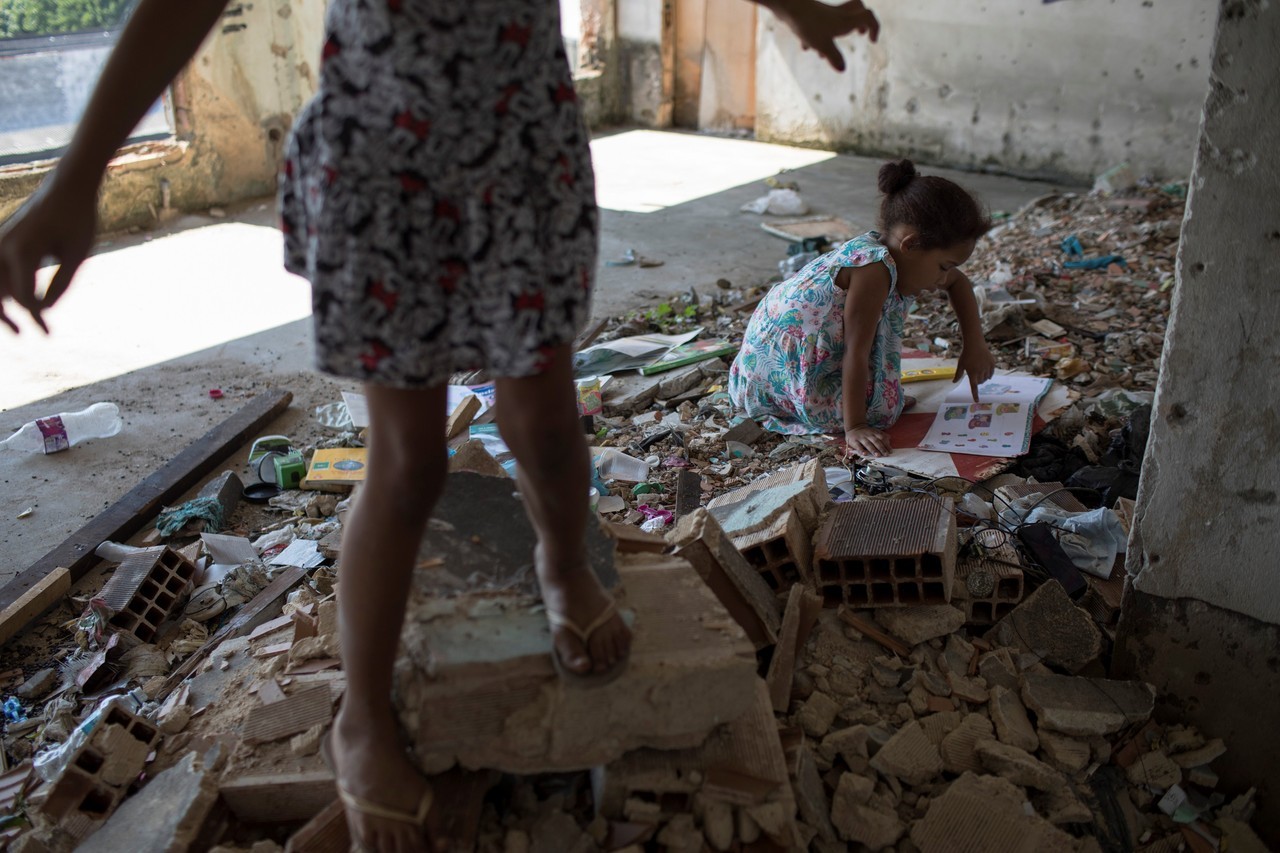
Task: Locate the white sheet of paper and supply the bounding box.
[341,391,370,429]
[269,538,325,569]
[917,376,1053,458]
[200,533,259,565]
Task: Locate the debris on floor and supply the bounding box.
[1,175,1266,852]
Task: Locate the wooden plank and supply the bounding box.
[221,771,336,824]
[433,768,501,851]
[0,390,293,612]
[573,317,609,352]
[445,394,481,440]
[837,607,911,658]
[0,568,68,647]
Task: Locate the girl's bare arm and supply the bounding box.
[0,0,232,330]
[838,264,892,457]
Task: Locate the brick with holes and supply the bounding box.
[952,538,1025,625]
[706,460,828,593]
[98,546,197,643]
[812,497,957,609]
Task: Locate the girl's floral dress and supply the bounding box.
[728,232,906,434]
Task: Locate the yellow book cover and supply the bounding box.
[306,448,368,484]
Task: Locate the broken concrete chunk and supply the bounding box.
[831,799,904,851]
[531,811,595,853]
[1037,730,1091,773]
[869,720,943,786]
[1170,738,1226,769]
[793,748,837,843]
[669,508,782,649]
[592,679,791,820]
[1020,673,1155,737]
[985,580,1101,674]
[820,725,870,767]
[701,799,735,851]
[77,752,218,853]
[978,648,1019,692]
[707,459,828,539]
[448,439,509,478]
[976,740,1062,790]
[1125,750,1182,791]
[989,686,1039,753]
[16,668,58,700]
[243,685,333,745]
[797,692,842,738]
[948,673,989,705]
[918,710,966,747]
[874,605,966,647]
[939,714,994,775]
[939,633,975,676]
[400,553,757,773]
[911,772,1079,853]
[833,772,874,808]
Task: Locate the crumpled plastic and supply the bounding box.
[741,188,810,216]
[1000,493,1126,578]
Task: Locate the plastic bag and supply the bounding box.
[740,188,809,216]
[1000,493,1126,578]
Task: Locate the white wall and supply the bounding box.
[754,0,1216,182]
[1127,0,1280,626]
[618,0,664,43]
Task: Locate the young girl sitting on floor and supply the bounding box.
[728,159,997,459]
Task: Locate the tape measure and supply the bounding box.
[901,366,957,383]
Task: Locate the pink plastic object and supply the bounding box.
[637,505,674,525]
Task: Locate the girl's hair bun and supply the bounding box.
[878,159,918,195]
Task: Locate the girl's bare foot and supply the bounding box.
[534,543,632,675]
[331,709,442,852]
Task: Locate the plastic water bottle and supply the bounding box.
[0,402,123,454]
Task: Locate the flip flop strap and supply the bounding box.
[546,598,618,643]
[338,786,433,826]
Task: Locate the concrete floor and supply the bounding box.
[0,130,1070,582]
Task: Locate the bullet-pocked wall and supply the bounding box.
[0,0,326,233]
[754,0,1216,183]
[1115,0,1280,843]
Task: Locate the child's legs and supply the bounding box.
[494,343,630,673]
[332,383,447,846]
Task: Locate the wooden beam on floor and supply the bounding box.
[0,390,293,619]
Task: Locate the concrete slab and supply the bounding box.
[394,551,758,774]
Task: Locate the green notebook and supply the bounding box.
[639,340,738,375]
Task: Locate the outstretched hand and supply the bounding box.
[954,344,997,402]
[0,179,97,334]
[767,0,880,72]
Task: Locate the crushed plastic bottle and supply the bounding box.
[0,402,122,454]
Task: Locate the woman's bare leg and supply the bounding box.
[331,383,447,853]
[495,345,631,673]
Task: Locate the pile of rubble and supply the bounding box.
[0,176,1254,852]
[910,183,1186,392]
[0,440,1269,852]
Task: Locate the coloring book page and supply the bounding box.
[917,376,1053,458]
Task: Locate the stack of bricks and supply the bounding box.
[41,703,160,839]
[952,537,1025,625]
[707,460,828,595]
[812,497,957,608]
[99,546,196,643]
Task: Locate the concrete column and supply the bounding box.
[1115,0,1280,843]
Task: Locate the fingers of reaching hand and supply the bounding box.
[41,259,80,310]
[813,36,845,71]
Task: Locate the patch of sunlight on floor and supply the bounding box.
[590,129,836,213]
[2,221,311,411]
